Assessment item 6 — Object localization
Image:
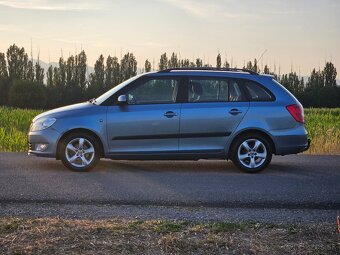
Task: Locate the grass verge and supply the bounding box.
[304,108,340,154]
[0,217,339,254]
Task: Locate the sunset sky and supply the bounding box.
[0,0,339,75]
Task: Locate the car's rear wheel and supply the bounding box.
[231,133,272,173]
[60,132,100,171]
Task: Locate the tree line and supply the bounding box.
[0,44,338,109]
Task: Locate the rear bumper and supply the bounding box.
[303,138,311,151]
[274,134,310,155]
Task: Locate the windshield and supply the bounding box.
[95,75,141,105]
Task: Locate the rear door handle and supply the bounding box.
[229,108,242,115]
[164,111,177,118]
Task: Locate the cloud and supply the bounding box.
[160,0,218,19]
[159,0,262,21]
[0,0,102,11]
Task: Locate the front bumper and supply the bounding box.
[28,128,61,158]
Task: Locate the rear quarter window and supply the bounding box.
[243,81,274,101]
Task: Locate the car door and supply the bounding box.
[106,77,181,153]
[179,77,249,152]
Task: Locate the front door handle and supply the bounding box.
[229,108,243,115]
[164,111,177,118]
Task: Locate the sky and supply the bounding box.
[0,0,339,76]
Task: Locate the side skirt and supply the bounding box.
[105,150,227,160]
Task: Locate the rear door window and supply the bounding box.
[187,78,246,102]
[243,81,274,101]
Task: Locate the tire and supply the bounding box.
[231,133,272,173]
[59,132,100,172]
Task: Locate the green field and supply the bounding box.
[0,106,339,154]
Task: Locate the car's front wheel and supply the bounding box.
[231,133,272,173]
[60,132,100,171]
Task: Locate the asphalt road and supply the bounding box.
[0,153,339,210]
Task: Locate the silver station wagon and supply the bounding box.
[28,68,310,173]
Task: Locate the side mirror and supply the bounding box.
[117,95,127,105]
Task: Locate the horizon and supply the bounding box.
[0,0,339,77]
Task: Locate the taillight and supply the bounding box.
[286,104,304,123]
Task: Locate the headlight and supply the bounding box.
[30,118,56,132]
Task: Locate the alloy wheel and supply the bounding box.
[65,138,95,168]
[237,138,267,169]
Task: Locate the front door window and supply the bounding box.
[127,78,179,105]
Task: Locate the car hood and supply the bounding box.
[33,102,94,122]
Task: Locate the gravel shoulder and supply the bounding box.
[1,202,339,225]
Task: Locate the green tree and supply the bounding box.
[246,59,258,72]
[59,57,66,88]
[263,65,270,74]
[180,59,190,68]
[52,63,63,106]
[46,65,53,87]
[168,52,179,68]
[145,59,151,72]
[88,54,105,98]
[246,60,252,70]
[6,44,28,80]
[66,56,75,86]
[105,55,114,89]
[112,56,120,86]
[34,61,44,84]
[0,78,10,105]
[120,52,137,82]
[216,53,221,68]
[45,66,58,108]
[159,53,168,70]
[62,54,83,104]
[53,67,61,88]
[323,62,337,87]
[8,79,46,109]
[94,54,105,89]
[0,53,8,79]
[307,69,324,89]
[0,52,9,105]
[26,60,34,82]
[195,58,203,67]
[77,50,87,92]
[223,60,230,68]
[253,58,258,73]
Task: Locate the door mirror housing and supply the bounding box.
[117,95,127,105]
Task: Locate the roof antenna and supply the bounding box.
[258,49,268,73]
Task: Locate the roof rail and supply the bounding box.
[158,67,258,75]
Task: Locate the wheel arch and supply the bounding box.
[227,128,276,159]
[56,128,105,160]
